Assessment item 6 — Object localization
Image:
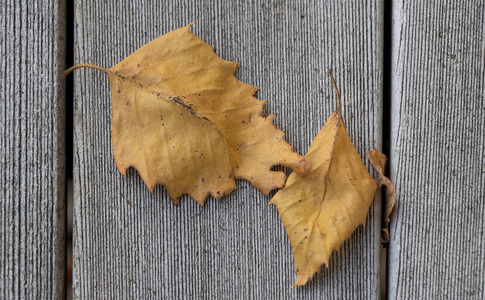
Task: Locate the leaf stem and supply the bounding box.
[328,69,342,112]
[63,63,109,77]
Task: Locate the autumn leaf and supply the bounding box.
[269,70,378,286]
[64,23,309,205]
[367,148,396,246]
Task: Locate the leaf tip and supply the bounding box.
[292,273,311,287]
[148,185,156,194]
[171,197,180,206]
[187,20,196,28]
[328,68,342,112]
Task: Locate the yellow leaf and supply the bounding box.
[269,70,378,286]
[64,23,309,205]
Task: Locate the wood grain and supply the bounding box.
[388,1,485,298]
[0,0,66,298]
[72,0,383,298]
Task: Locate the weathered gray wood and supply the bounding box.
[72,0,383,298]
[0,0,66,298]
[389,1,485,299]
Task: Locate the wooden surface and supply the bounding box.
[389,1,485,299]
[72,0,383,298]
[0,0,66,299]
[4,1,484,298]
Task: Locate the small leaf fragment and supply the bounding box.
[367,148,396,246]
[270,70,378,286]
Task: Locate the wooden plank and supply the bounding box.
[0,0,66,298]
[72,0,383,298]
[389,1,485,298]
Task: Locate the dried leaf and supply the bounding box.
[65,23,309,205]
[269,70,378,286]
[367,148,396,246]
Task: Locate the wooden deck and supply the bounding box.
[1,0,483,299]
